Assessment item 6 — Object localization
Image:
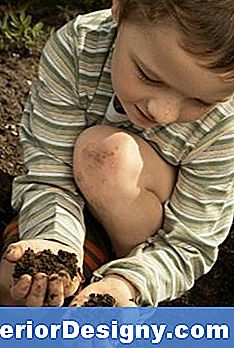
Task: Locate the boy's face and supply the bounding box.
[111,18,234,128]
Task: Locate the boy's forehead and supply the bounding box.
[124,22,234,102]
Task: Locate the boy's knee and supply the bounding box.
[73,125,143,190]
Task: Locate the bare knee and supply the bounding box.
[73,125,174,255]
[73,125,143,198]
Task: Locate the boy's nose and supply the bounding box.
[147,96,182,124]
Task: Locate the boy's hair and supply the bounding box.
[118,0,234,78]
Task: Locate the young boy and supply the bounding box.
[0,0,233,306]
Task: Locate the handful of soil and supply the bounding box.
[13,248,79,280]
[81,293,116,307]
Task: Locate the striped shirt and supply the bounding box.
[12,9,234,306]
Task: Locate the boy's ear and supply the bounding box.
[112,0,120,21]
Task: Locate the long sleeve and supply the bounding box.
[11,9,117,269]
[93,113,234,306]
[11,9,117,268]
[12,20,87,264]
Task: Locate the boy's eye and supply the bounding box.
[135,65,163,85]
[135,63,215,108]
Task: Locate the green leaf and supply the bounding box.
[19,10,26,23]
[33,22,44,31]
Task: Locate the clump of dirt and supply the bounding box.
[81,293,116,307]
[13,248,79,280]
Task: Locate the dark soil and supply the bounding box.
[81,293,116,307]
[0,52,38,176]
[13,248,79,280]
[0,6,233,307]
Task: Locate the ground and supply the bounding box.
[0,52,38,176]
[0,11,233,307]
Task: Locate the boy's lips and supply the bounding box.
[134,105,157,126]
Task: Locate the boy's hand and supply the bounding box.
[69,274,137,307]
[0,240,82,306]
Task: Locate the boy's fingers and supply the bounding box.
[47,274,64,307]
[25,273,48,307]
[58,270,79,297]
[58,270,72,297]
[10,274,32,300]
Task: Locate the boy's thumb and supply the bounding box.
[3,243,25,262]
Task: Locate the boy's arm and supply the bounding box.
[4,10,115,306]
[90,125,234,306]
[12,22,86,270]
